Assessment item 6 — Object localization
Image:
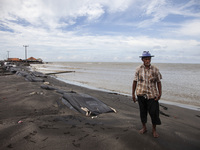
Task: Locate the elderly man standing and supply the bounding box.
[132,51,162,138]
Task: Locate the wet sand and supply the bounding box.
[0,74,200,150]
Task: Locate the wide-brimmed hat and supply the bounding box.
[139,51,154,58]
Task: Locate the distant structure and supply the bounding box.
[6,56,43,64]
[27,57,37,61]
[23,45,29,60]
[7,51,10,59]
[1,46,43,66]
[27,57,43,63]
[7,58,22,62]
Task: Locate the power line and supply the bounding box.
[7,51,10,59]
[23,45,29,60]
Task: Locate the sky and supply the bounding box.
[0,0,200,63]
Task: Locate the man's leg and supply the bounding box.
[148,99,161,138]
[139,123,147,134]
[152,124,159,138]
[138,96,148,134]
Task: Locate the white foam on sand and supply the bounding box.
[159,100,200,111]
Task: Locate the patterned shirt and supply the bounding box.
[134,64,162,99]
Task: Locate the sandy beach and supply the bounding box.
[0,72,200,150]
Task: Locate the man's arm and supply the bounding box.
[132,81,137,102]
[155,81,162,101]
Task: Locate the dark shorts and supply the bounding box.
[137,96,161,125]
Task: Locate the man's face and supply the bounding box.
[142,57,151,67]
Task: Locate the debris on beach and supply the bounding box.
[18,120,23,124]
[29,91,44,95]
[44,82,50,85]
[62,92,116,116]
[40,83,116,116]
[1,61,116,117]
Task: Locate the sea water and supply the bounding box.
[31,62,200,110]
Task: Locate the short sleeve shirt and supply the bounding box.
[134,65,162,99]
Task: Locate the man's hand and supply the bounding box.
[132,81,137,103]
[156,82,162,101]
[132,95,137,103]
[155,94,161,101]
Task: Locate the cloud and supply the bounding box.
[0,0,134,30]
[0,0,200,63]
[138,0,200,28]
[177,20,200,37]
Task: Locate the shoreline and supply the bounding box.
[0,67,200,149]
[30,62,200,111]
[53,75,200,111]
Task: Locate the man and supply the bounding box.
[132,51,162,138]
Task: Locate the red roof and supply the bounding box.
[27,57,37,60]
[8,58,21,61]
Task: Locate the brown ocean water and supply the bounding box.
[31,62,200,110]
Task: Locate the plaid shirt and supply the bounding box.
[134,64,162,99]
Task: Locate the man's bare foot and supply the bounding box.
[152,131,159,138]
[139,128,147,134]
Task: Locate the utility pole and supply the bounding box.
[7,51,10,60]
[23,45,29,60]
